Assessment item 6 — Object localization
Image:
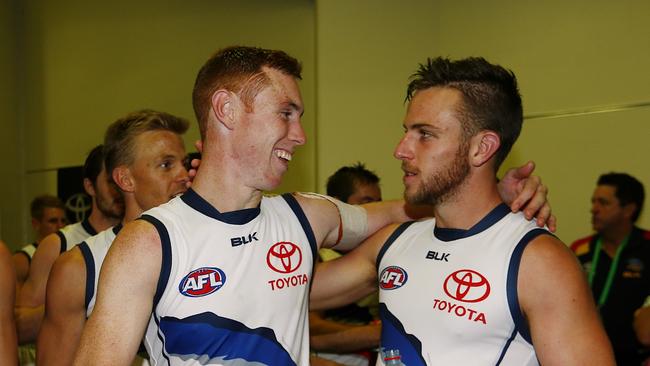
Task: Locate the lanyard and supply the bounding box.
[588,235,630,308]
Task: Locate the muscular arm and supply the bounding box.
[310,224,397,310]
[15,232,62,342]
[302,161,553,252]
[37,247,87,366]
[0,241,18,366]
[73,220,161,366]
[519,235,615,365]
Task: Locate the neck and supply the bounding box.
[600,222,633,247]
[87,206,120,233]
[191,140,264,212]
[122,195,144,224]
[433,171,502,229]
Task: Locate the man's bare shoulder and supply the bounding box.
[50,247,85,284]
[110,219,161,251]
[47,247,86,311]
[34,232,62,257]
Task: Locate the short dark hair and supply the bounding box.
[598,172,645,222]
[104,109,189,183]
[406,57,523,170]
[83,144,105,186]
[326,162,380,202]
[30,194,64,220]
[192,46,302,139]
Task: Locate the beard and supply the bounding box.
[96,190,125,220]
[404,142,471,206]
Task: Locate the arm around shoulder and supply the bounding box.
[518,234,615,365]
[73,220,162,366]
[310,223,398,311]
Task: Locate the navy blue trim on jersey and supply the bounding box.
[139,215,172,311]
[16,251,32,264]
[282,193,318,267]
[506,228,550,345]
[180,188,260,225]
[376,222,416,269]
[77,241,95,312]
[56,231,67,254]
[434,203,511,242]
[15,242,38,264]
[495,328,518,365]
[81,218,98,236]
[159,312,296,365]
[112,223,123,236]
[152,313,172,365]
[379,302,427,365]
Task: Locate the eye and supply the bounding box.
[419,128,434,139]
[160,160,173,169]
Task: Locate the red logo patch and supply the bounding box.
[443,269,490,303]
[379,266,408,290]
[266,242,302,273]
[178,267,226,297]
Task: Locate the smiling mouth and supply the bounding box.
[275,150,293,162]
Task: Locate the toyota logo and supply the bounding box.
[443,269,490,303]
[65,193,92,222]
[266,242,302,274]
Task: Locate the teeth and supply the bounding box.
[276,150,292,161]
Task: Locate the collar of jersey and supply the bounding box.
[181,188,261,225]
[81,218,98,236]
[433,203,510,242]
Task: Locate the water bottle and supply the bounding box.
[381,348,405,365]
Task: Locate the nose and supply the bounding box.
[177,164,190,185]
[394,134,412,161]
[289,120,306,146]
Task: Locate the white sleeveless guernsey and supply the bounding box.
[140,189,316,365]
[56,219,97,253]
[78,224,121,317]
[376,204,549,366]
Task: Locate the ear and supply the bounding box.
[210,90,237,130]
[112,166,135,193]
[622,202,637,221]
[469,131,501,167]
[83,177,96,197]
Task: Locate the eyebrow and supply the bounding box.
[403,122,441,130]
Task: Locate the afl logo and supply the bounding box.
[379,266,408,290]
[267,242,302,274]
[443,269,490,303]
[178,267,226,297]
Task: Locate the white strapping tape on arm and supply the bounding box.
[296,192,369,251]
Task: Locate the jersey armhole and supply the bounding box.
[77,241,95,313]
[138,215,172,312]
[376,221,416,270]
[56,231,67,254]
[507,228,553,344]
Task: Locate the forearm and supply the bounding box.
[310,323,381,353]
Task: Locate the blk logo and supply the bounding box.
[379,266,408,290]
[266,242,302,274]
[443,269,490,303]
[426,251,449,262]
[178,267,226,297]
[231,232,259,247]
